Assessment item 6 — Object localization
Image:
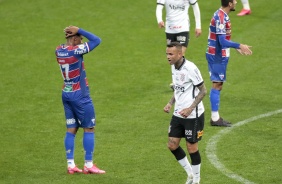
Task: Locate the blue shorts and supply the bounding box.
[207,58,229,82]
[62,95,96,128]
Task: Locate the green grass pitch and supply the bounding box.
[0,0,282,183]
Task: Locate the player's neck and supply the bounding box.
[174,57,184,69]
[221,7,230,14]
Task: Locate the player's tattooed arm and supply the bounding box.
[190,82,207,109]
[164,95,175,113]
[168,95,175,105]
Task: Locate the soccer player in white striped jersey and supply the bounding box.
[156,0,201,54]
[156,0,201,90]
[164,42,207,184]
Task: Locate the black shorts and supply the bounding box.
[166,31,190,47]
[168,113,204,143]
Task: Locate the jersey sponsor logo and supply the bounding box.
[174,85,185,92]
[197,130,203,139]
[63,85,73,92]
[57,52,69,56]
[185,130,192,136]
[169,4,185,11]
[74,48,87,55]
[169,25,183,30]
[177,36,186,42]
[66,118,76,125]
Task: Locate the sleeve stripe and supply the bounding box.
[195,81,204,87]
[85,42,90,52]
[190,1,197,5]
[157,3,164,5]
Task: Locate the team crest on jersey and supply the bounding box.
[78,44,85,49]
[219,74,225,80]
[180,73,185,81]
[216,20,226,34]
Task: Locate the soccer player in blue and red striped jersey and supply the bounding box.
[206,0,252,127]
[55,26,105,174]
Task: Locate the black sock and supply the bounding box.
[171,146,186,160]
[189,150,201,165]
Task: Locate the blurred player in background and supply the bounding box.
[55,25,105,174]
[206,0,252,127]
[237,0,251,16]
[156,0,201,89]
[164,42,207,184]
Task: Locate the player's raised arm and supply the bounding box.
[64,25,101,51]
[77,29,101,51]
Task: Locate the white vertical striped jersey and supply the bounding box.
[157,0,198,33]
[171,58,205,118]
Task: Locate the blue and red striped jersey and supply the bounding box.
[206,9,232,62]
[55,29,101,101]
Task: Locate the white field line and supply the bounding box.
[206,109,282,184]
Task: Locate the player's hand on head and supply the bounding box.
[64,26,79,38]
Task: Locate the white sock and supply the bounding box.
[178,156,193,176]
[67,159,75,168]
[192,164,201,183]
[211,111,220,121]
[85,161,93,168]
[241,0,250,10]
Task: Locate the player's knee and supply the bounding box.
[84,127,95,132]
[212,82,223,91]
[167,142,179,151]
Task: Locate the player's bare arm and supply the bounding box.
[164,95,175,113]
[179,83,207,117]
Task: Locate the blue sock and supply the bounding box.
[64,132,75,159]
[210,88,220,111]
[83,132,95,161]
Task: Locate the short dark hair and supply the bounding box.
[65,33,81,39]
[167,42,182,52]
[167,42,182,51]
[221,0,233,7]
